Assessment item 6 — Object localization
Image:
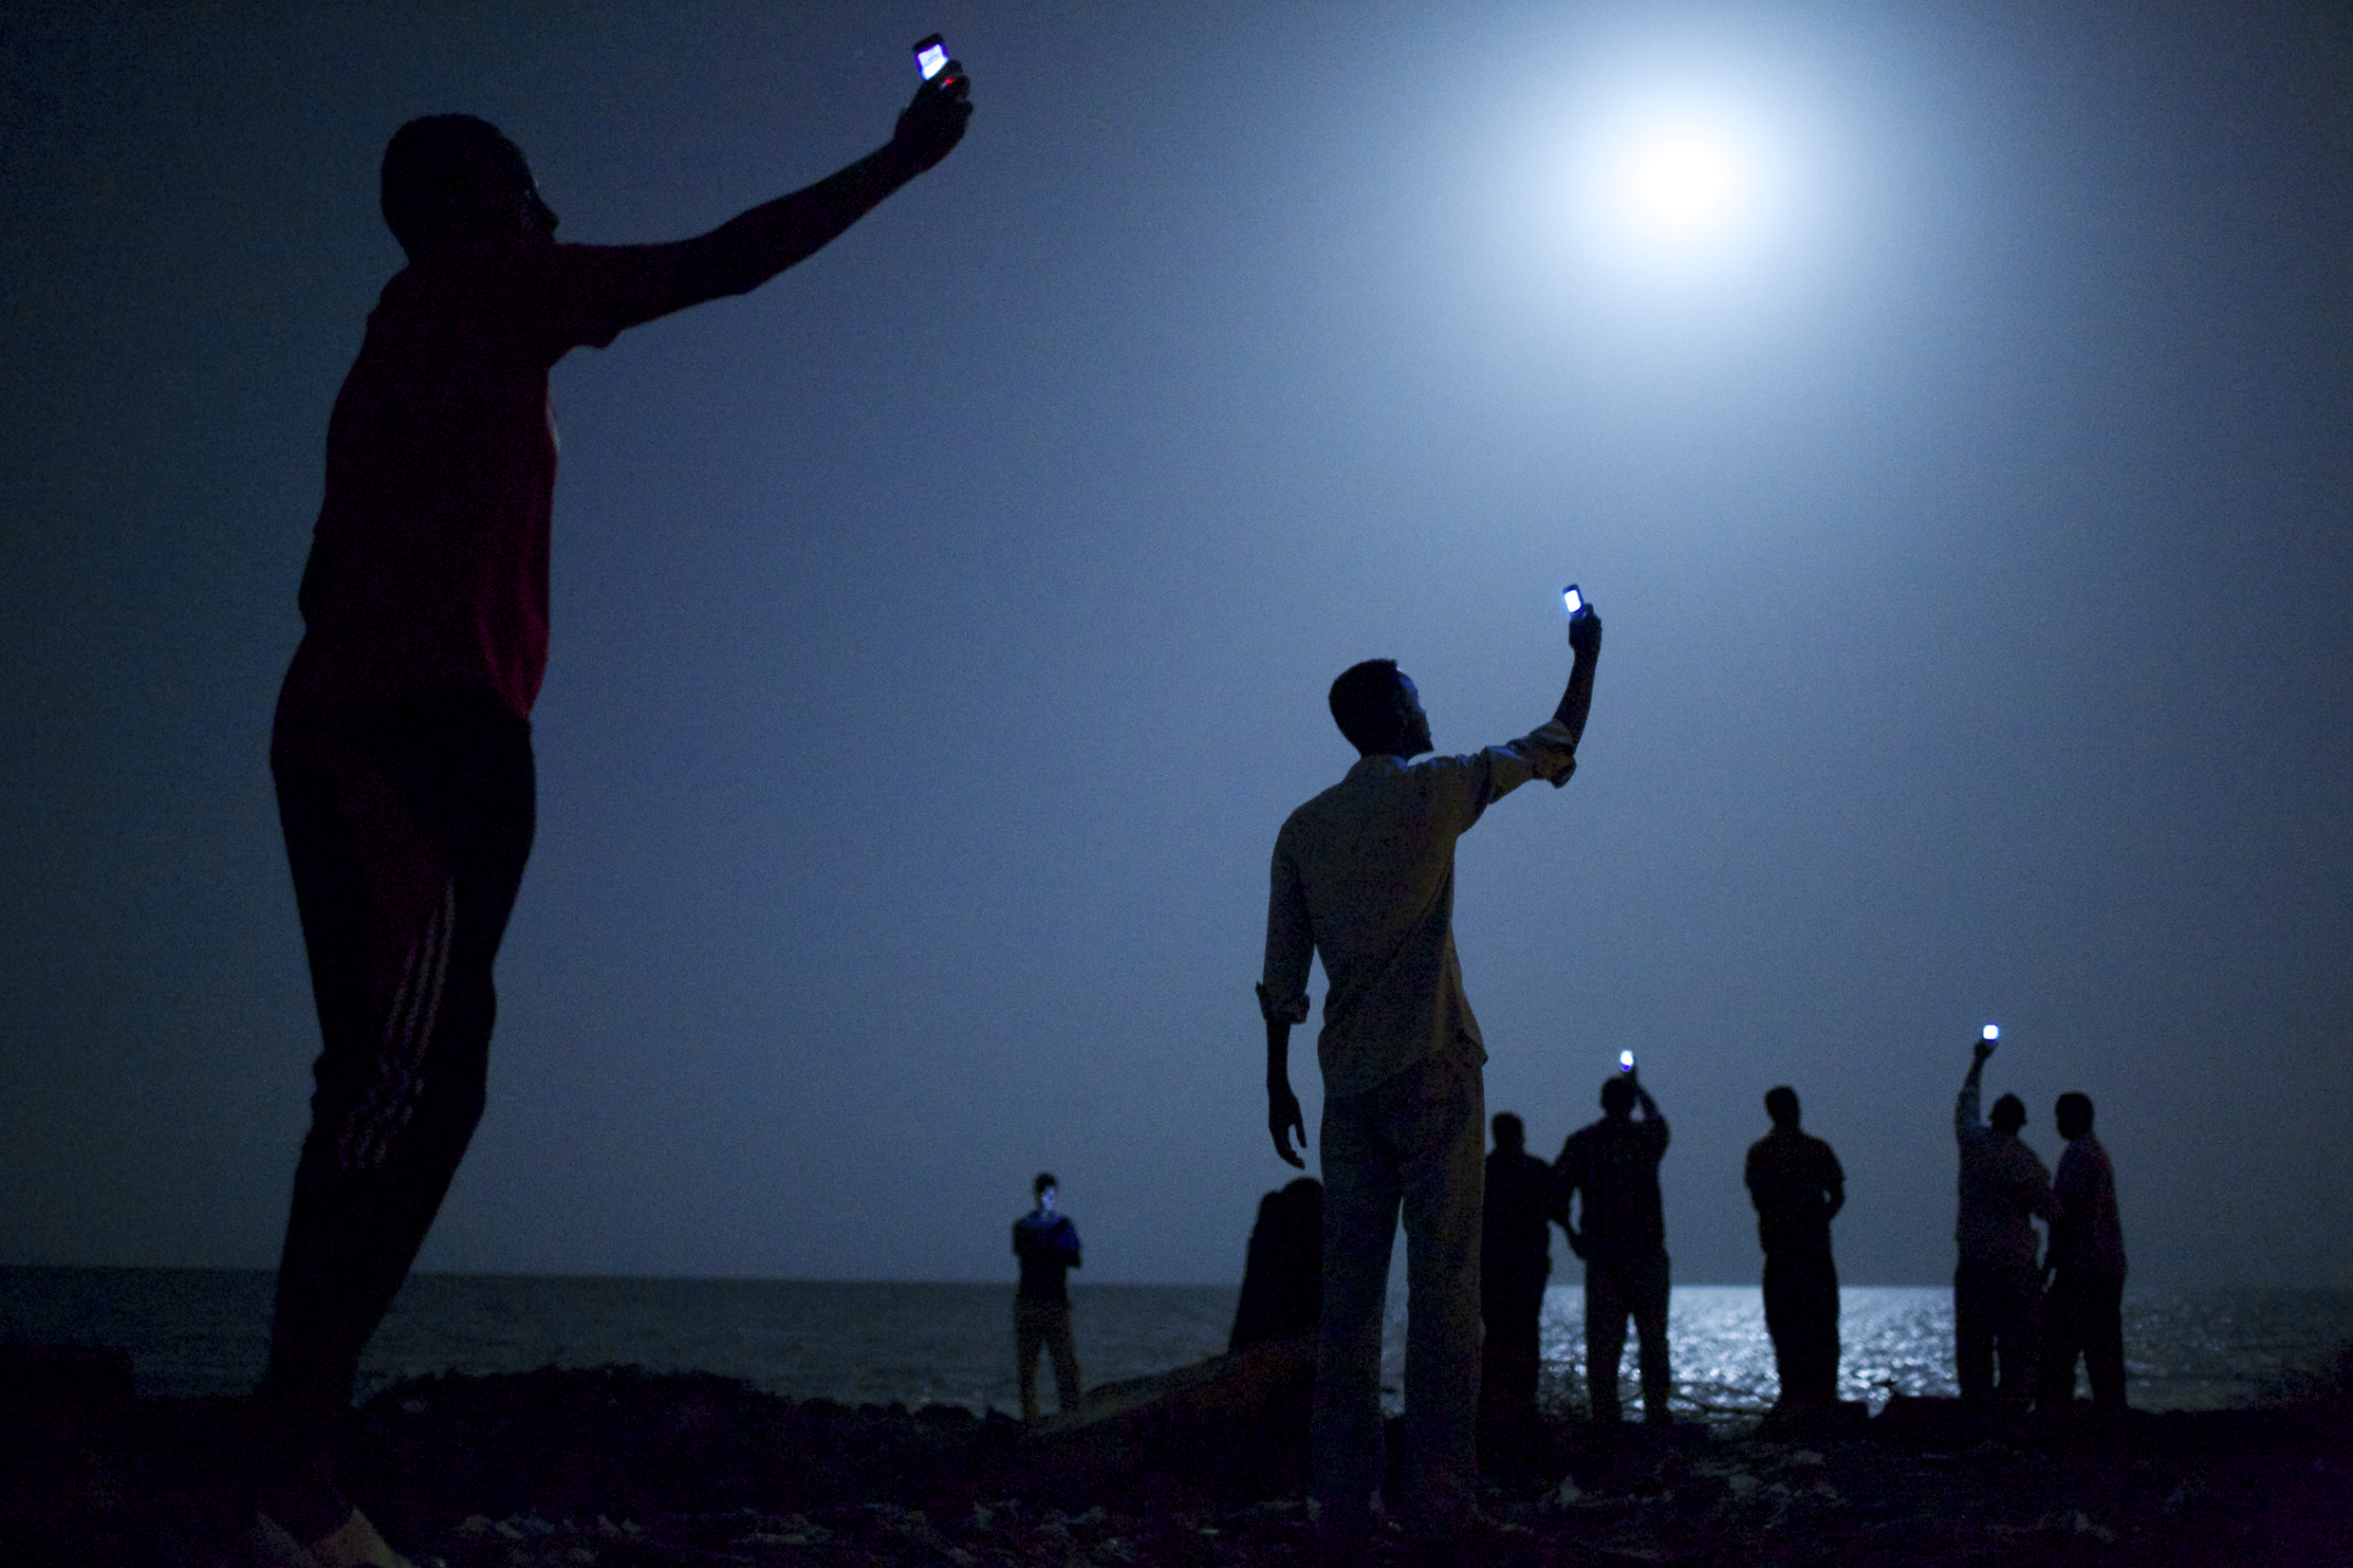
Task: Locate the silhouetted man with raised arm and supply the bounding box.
[1557,1067,1673,1426]
[2039,1091,2127,1419]
[1259,606,1601,1562]
[1953,1033,2057,1412]
[1479,1112,1563,1454]
[250,65,971,1568]
[1745,1085,1845,1412]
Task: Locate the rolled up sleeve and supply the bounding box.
[1258,834,1314,1024]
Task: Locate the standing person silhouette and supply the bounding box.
[250,63,972,1568]
[1258,604,1601,1563]
[1478,1112,1562,1458]
[1953,1032,2057,1412]
[2038,1092,2128,1420]
[1012,1172,1084,1422]
[1556,1065,1674,1426]
[1744,1086,1845,1413]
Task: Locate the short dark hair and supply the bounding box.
[1764,1085,1801,1127]
[1491,1112,1524,1147]
[1991,1092,2027,1133]
[381,114,531,256]
[1327,659,1406,753]
[1032,1171,1057,1197]
[1600,1076,1637,1115]
[2054,1092,2094,1137]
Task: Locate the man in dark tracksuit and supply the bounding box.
[1012,1172,1084,1421]
[252,69,970,1568]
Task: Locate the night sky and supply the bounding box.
[4,2,2347,1293]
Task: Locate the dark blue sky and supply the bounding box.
[4,2,2347,1290]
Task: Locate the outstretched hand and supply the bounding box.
[892,65,973,174]
[1973,1036,1998,1065]
[1568,603,1603,660]
[1268,1080,1306,1170]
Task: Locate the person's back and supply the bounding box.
[1744,1086,1844,1411]
[1230,1176,1325,1351]
[1478,1113,1559,1448]
[2040,1092,2128,1416]
[1556,1072,1673,1424]
[1951,1034,2056,1409]
[1746,1126,1842,1258]
[1557,1099,1669,1265]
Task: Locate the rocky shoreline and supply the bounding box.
[5,1345,2350,1565]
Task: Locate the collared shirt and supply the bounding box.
[1556,1111,1670,1264]
[1955,1080,2058,1270]
[2050,1133,2127,1278]
[1745,1126,1844,1256]
[1259,723,1578,1099]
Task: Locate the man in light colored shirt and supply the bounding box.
[1258,605,1601,1558]
[2039,1092,2127,1418]
[1953,1034,2058,1411]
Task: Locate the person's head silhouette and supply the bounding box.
[1764,1084,1802,1130]
[2054,1092,2094,1140]
[1328,659,1433,759]
[1599,1076,1637,1119]
[1491,1111,1526,1153]
[1990,1092,2027,1135]
[381,115,559,258]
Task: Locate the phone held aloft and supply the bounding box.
[1563,583,1585,618]
[913,33,960,86]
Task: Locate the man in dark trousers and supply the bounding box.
[1479,1112,1562,1454]
[1557,1066,1673,1426]
[1258,605,1601,1561]
[250,63,971,1568]
[1744,1085,1845,1412]
[2039,1092,2128,1420]
[1012,1172,1084,1422]
[1954,1033,2057,1412]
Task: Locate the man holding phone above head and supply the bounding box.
[1257,597,1601,1562]
[1556,1060,1674,1427]
[249,53,970,1568]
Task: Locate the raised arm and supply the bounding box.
[1553,604,1603,747]
[595,71,972,332]
[1957,1034,1993,1136]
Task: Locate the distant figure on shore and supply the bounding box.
[1230,1177,1325,1351]
[1557,1065,1674,1426]
[1256,606,1601,1559]
[1954,1034,2057,1411]
[2039,1092,2128,1418]
[1744,1086,1845,1412]
[249,65,970,1568]
[1012,1172,1084,1422]
[1479,1112,1562,1448]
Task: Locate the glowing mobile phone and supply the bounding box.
[1563,583,1585,618]
[1982,1024,1999,1042]
[1618,1050,1635,1073]
[914,33,950,81]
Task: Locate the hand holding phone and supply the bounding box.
[1618,1049,1636,1074]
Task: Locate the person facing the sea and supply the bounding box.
[1557,1066,1674,1426]
[250,66,972,1568]
[2039,1091,2128,1418]
[1229,1175,1325,1351]
[1012,1172,1084,1422]
[1257,608,1601,1560]
[1479,1111,1563,1450]
[1745,1085,1845,1412]
[1953,1033,2058,1411]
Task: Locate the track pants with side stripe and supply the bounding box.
[261,692,534,1423]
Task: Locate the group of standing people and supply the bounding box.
[1476,1075,1841,1445]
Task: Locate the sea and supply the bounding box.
[4,1267,2348,1423]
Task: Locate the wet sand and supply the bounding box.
[6,1351,2350,1565]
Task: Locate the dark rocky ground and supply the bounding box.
[6,1344,2351,1566]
